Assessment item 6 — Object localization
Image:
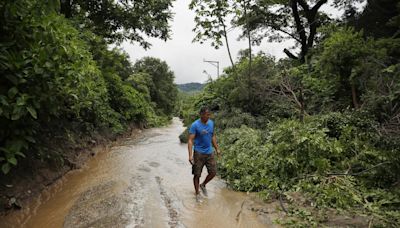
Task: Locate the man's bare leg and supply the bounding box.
[193,175,201,194]
[201,172,216,187]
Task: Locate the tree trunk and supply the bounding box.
[243,0,252,75]
[244,0,253,111]
[220,21,235,68]
[289,0,328,61]
[290,0,307,62]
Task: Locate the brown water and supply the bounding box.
[1,118,279,228]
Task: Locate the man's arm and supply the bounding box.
[212,134,220,156]
[188,134,195,165]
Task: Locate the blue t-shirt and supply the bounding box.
[189,119,214,154]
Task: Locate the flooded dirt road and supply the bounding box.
[1,118,279,228]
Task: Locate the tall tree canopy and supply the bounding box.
[60,0,174,47]
[133,57,178,116]
[191,0,367,63]
[349,0,400,38]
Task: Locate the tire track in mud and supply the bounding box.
[155,176,181,228]
[63,181,128,228]
[123,175,146,228]
[63,175,147,228]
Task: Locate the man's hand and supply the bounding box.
[215,149,221,158]
[189,156,194,165]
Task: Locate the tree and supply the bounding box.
[234,1,368,120]
[349,0,399,38]
[133,57,178,116]
[60,0,174,47]
[313,28,400,112]
[191,0,363,63]
[234,0,334,63]
[190,0,235,67]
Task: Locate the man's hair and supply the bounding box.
[199,106,210,115]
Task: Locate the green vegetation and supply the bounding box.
[0,0,176,175]
[180,0,400,226]
[133,57,178,116]
[177,83,205,93]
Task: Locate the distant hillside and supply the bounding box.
[177,83,205,93]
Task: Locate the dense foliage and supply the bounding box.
[177,83,205,93]
[133,57,178,116]
[0,0,177,175]
[59,0,173,47]
[181,0,400,226]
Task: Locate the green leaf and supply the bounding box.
[27,106,37,119]
[8,87,18,98]
[8,157,17,166]
[2,163,11,174]
[34,65,44,74]
[382,65,396,73]
[24,136,36,143]
[16,152,26,158]
[11,106,23,120]
[71,94,78,100]
[0,95,9,106]
[45,61,52,68]
[16,96,25,106]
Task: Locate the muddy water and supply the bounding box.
[1,118,279,228]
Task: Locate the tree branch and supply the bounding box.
[284,48,299,59]
[297,0,310,11]
[220,17,235,68]
[311,0,328,15]
[290,0,307,61]
[280,79,302,109]
[307,19,318,49]
[270,25,302,42]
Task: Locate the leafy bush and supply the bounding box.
[179,128,189,143]
[218,126,269,191]
[0,0,176,174]
[103,72,149,122]
[218,112,399,226]
[0,2,118,173]
[214,108,271,131]
[133,57,178,116]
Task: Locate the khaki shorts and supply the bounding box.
[192,151,217,176]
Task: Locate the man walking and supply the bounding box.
[188,107,220,202]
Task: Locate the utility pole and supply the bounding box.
[203,59,219,78]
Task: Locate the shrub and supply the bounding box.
[0,2,118,173]
[218,112,399,226]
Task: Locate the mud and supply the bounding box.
[0,118,279,228]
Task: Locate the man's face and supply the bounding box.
[200,110,211,122]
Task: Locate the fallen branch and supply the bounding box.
[326,161,390,177]
[279,192,288,214]
[294,161,391,181]
[236,199,246,222]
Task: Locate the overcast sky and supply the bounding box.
[121,0,354,84]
